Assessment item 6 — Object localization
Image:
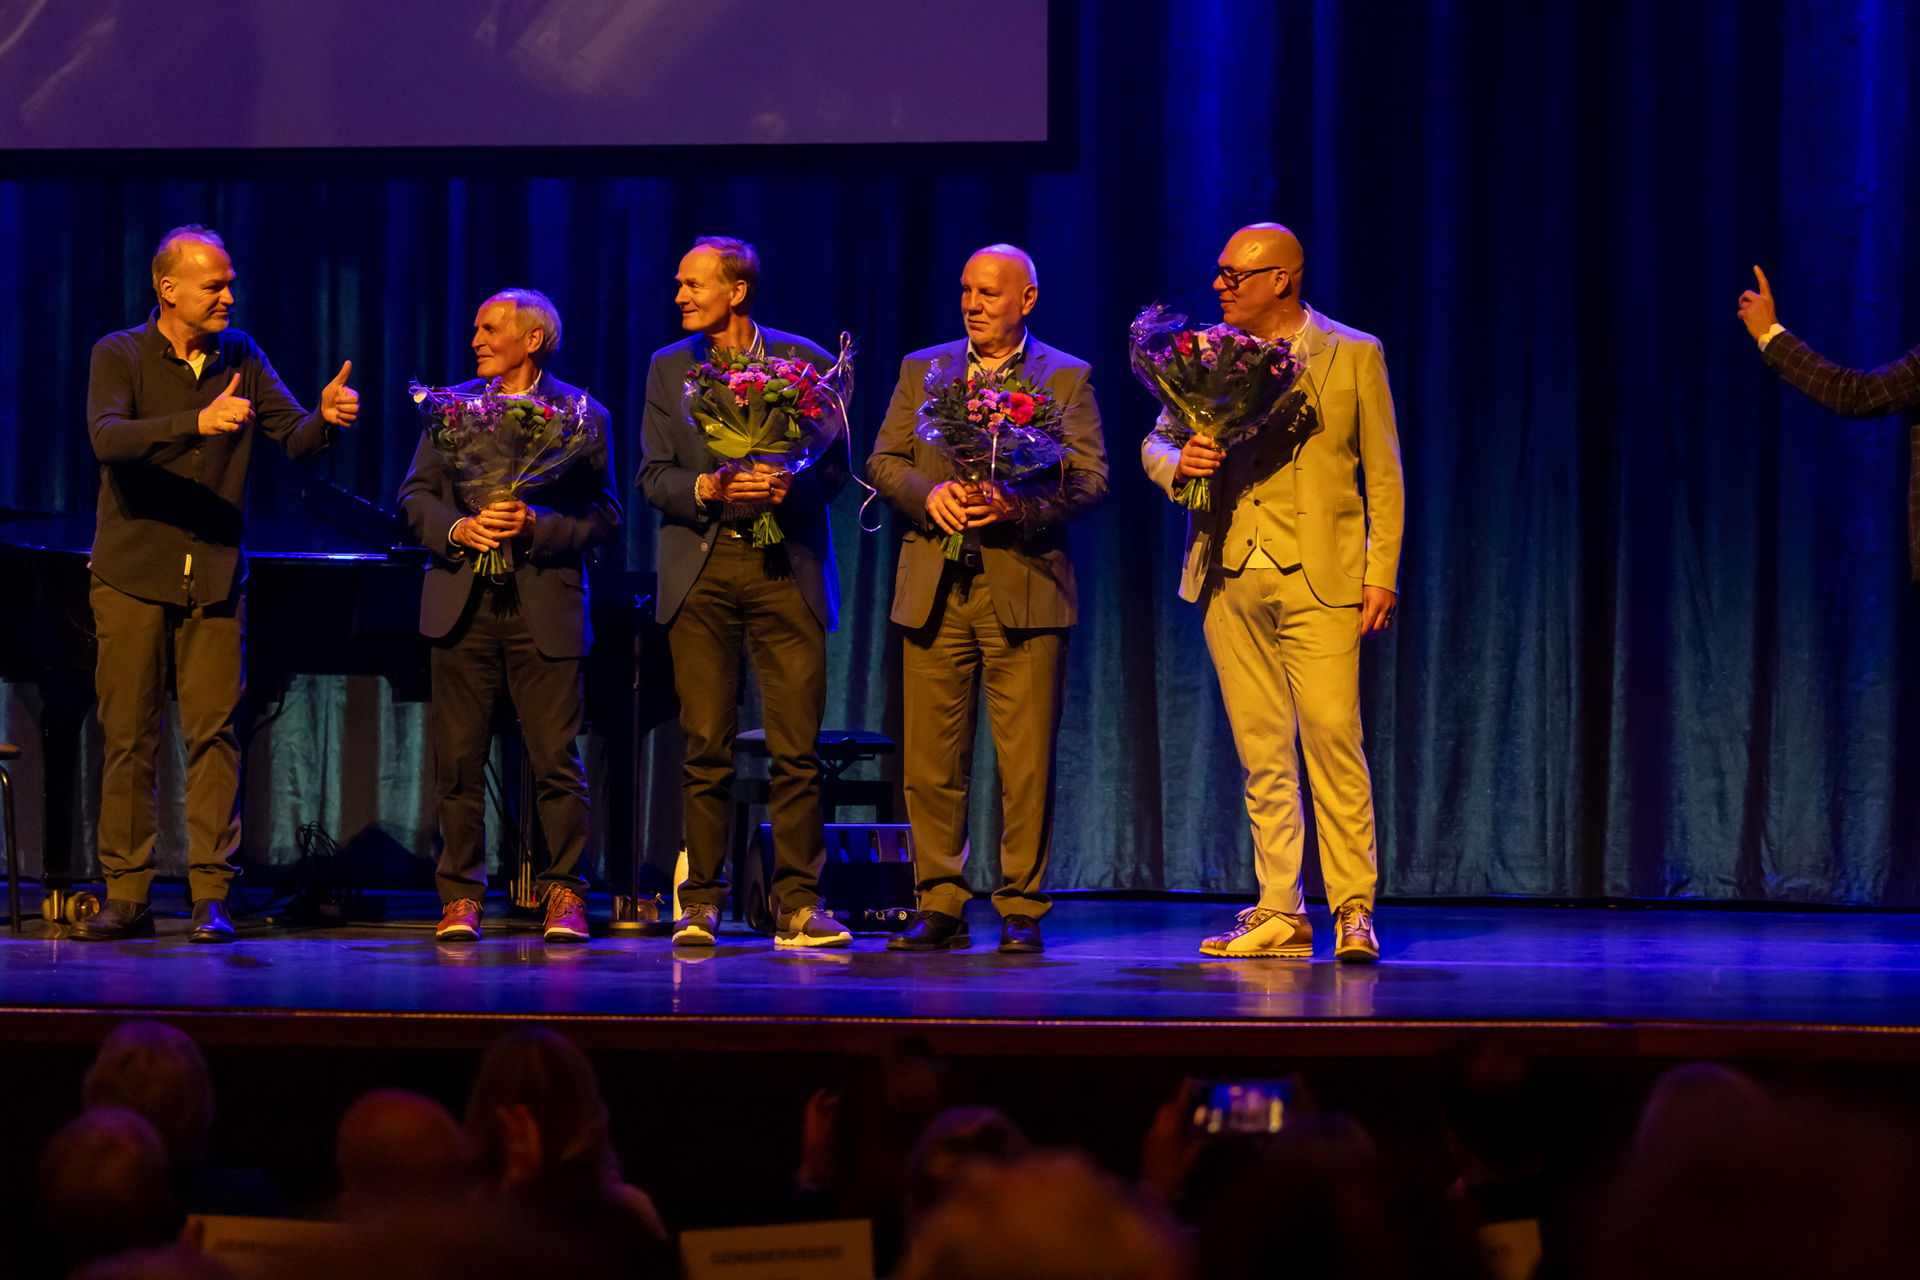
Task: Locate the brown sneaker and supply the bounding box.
[437,898,483,941]
[542,886,590,943]
[673,902,720,946]
[1334,900,1379,964]
[1199,907,1312,959]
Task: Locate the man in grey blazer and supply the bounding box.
[1143,223,1404,963]
[398,288,622,944]
[866,245,1108,953]
[639,236,851,949]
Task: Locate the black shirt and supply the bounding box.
[86,309,334,605]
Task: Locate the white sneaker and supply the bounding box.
[1199,907,1313,959]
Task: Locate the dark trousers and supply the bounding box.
[429,584,590,904]
[89,574,243,903]
[899,570,1066,919]
[667,535,827,914]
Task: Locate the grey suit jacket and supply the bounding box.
[1142,310,1404,607]
[397,371,622,659]
[866,336,1108,629]
[637,327,847,629]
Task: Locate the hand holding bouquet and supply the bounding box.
[684,337,854,547]
[1131,304,1313,510]
[411,381,600,581]
[914,360,1069,560]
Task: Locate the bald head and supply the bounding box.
[337,1089,472,1211]
[1215,222,1306,336]
[967,244,1038,290]
[960,245,1039,360]
[1228,223,1304,272]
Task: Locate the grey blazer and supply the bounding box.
[865,336,1108,630]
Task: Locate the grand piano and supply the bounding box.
[0,482,676,920]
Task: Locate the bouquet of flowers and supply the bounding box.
[410,380,600,581]
[1131,303,1313,510]
[683,336,855,547]
[914,359,1070,560]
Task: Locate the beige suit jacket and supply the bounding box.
[1141,309,1403,606]
[867,335,1108,629]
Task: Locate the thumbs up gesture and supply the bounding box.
[197,373,253,436]
[320,359,360,427]
[1737,265,1779,340]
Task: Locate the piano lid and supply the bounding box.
[0,480,424,564]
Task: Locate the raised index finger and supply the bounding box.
[1753,264,1772,297]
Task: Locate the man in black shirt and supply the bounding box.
[76,225,359,942]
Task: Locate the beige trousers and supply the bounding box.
[1200,565,1377,914]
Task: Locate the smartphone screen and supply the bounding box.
[1190,1079,1293,1135]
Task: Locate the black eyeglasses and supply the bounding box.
[1215,264,1288,290]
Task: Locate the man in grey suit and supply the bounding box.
[399,288,622,944]
[1142,223,1403,964]
[639,236,852,949]
[866,245,1108,953]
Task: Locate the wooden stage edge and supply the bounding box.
[4,1005,1919,1063]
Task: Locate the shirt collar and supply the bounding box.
[966,330,1029,369]
[144,306,224,372]
[702,322,765,362]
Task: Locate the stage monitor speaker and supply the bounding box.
[743,823,916,935]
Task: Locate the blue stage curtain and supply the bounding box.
[4,0,1919,904]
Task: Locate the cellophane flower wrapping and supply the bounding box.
[410,380,600,581]
[1131,303,1314,510]
[914,357,1072,560]
[683,340,854,548]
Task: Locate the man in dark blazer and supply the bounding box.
[399,288,621,944]
[865,244,1108,953]
[639,236,851,948]
[1740,264,1920,580]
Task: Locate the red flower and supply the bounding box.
[1173,332,1195,357]
[1005,391,1036,425]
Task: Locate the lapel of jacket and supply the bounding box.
[1283,311,1339,512]
[1021,334,1052,389]
[918,339,971,476]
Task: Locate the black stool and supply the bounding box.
[728,729,898,920]
[0,743,21,934]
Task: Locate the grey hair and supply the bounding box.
[692,235,761,309]
[487,288,563,357]
[151,225,226,295]
[971,243,1039,290]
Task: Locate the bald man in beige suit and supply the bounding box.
[1142,223,1404,963]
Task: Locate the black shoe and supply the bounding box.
[887,909,970,951]
[999,913,1043,953]
[73,899,154,941]
[188,899,236,944]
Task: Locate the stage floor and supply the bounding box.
[2,899,1918,1060]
